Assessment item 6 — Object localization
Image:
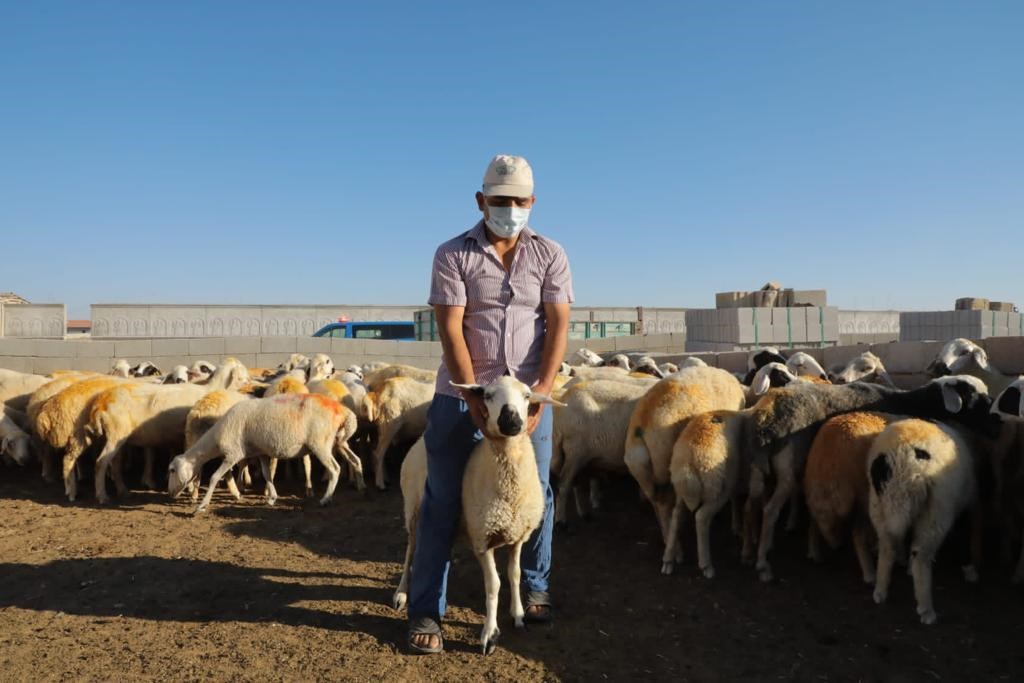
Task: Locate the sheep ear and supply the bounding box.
[449,381,485,396]
[529,391,566,408]
[941,382,964,414]
[751,370,771,396]
[972,348,991,370]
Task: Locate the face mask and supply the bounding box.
[485,205,530,238]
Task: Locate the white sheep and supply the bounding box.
[604,353,631,370]
[741,347,786,385]
[570,348,604,367]
[0,368,51,412]
[550,377,656,528]
[162,366,190,384]
[1,408,31,467]
[785,351,828,380]
[927,338,1016,394]
[168,392,363,512]
[362,364,436,390]
[364,376,434,490]
[110,360,132,378]
[392,376,563,654]
[868,418,979,624]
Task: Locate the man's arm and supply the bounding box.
[534,302,570,395]
[435,304,488,430]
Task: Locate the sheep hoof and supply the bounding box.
[392,592,407,611]
[305,487,315,498]
[481,628,500,655]
[661,561,675,576]
[962,565,979,584]
[513,616,525,629]
[701,565,715,579]
[318,496,333,507]
[873,589,887,605]
[918,608,937,625]
[193,505,208,515]
[756,564,773,583]
[863,573,876,585]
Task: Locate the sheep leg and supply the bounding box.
[807,522,824,563]
[110,449,129,496]
[302,454,314,497]
[554,451,589,530]
[910,542,939,625]
[873,532,897,605]
[36,437,56,483]
[309,444,341,506]
[265,458,278,500]
[756,457,796,582]
[742,469,766,565]
[852,518,876,584]
[224,469,242,501]
[477,548,501,654]
[507,542,526,629]
[392,520,417,611]
[785,490,801,533]
[196,456,239,513]
[962,502,983,584]
[372,420,400,490]
[337,443,366,491]
[588,476,602,512]
[62,440,87,502]
[571,484,590,521]
[260,457,279,506]
[94,438,128,504]
[240,463,252,488]
[661,499,688,575]
[695,499,727,579]
[730,498,743,538]
[142,447,158,490]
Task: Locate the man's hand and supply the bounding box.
[465,392,489,433]
[526,402,546,435]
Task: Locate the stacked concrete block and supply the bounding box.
[900,310,1024,341]
[955,298,989,311]
[685,307,839,350]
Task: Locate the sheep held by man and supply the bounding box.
[392,376,563,655]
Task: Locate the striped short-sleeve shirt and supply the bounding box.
[429,220,574,398]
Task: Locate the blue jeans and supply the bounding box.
[407,393,554,622]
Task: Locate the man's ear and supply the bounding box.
[450,381,485,397]
[475,191,487,212]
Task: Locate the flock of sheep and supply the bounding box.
[2,337,1024,650]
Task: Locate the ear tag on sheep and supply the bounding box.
[941,383,964,414]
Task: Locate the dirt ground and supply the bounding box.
[1,460,1022,683]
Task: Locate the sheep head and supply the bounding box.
[167,455,196,498]
[1,434,31,467]
[931,375,998,435]
[450,376,566,439]
[927,339,989,378]
[750,362,798,396]
[786,352,828,380]
[832,352,894,387]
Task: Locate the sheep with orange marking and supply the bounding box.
[364,376,434,490]
[167,392,363,512]
[622,366,746,560]
[182,389,255,501]
[803,411,904,583]
[83,359,251,503]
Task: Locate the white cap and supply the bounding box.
[482,154,534,197]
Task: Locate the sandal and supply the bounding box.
[524,590,553,625]
[408,617,444,655]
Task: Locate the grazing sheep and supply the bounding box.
[786,352,828,380]
[830,351,896,387]
[364,376,434,490]
[632,356,665,378]
[623,366,746,555]
[130,361,162,378]
[345,365,365,380]
[0,368,51,412]
[35,375,131,500]
[188,360,218,382]
[25,373,93,481]
[362,364,437,390]
[84,359,251,503]
[868,419,980,624]
[565,365,631,382]
[168,393,363,512]
[278,353,311,374]
[803,411,904,583]
[550,378,655,528]
[110,360,132,378]
[392,377,563,654]
[182,389,254,501]
[748,375,994,581]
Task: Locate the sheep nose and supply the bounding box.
[497,405,523,436]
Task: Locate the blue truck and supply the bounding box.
[312,320,416,341]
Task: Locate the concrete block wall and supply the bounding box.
[685,307,839,349]
[0,303,67,339]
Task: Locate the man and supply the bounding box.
[406,154,573,654]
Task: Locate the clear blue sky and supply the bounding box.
[2,1,1022,319]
